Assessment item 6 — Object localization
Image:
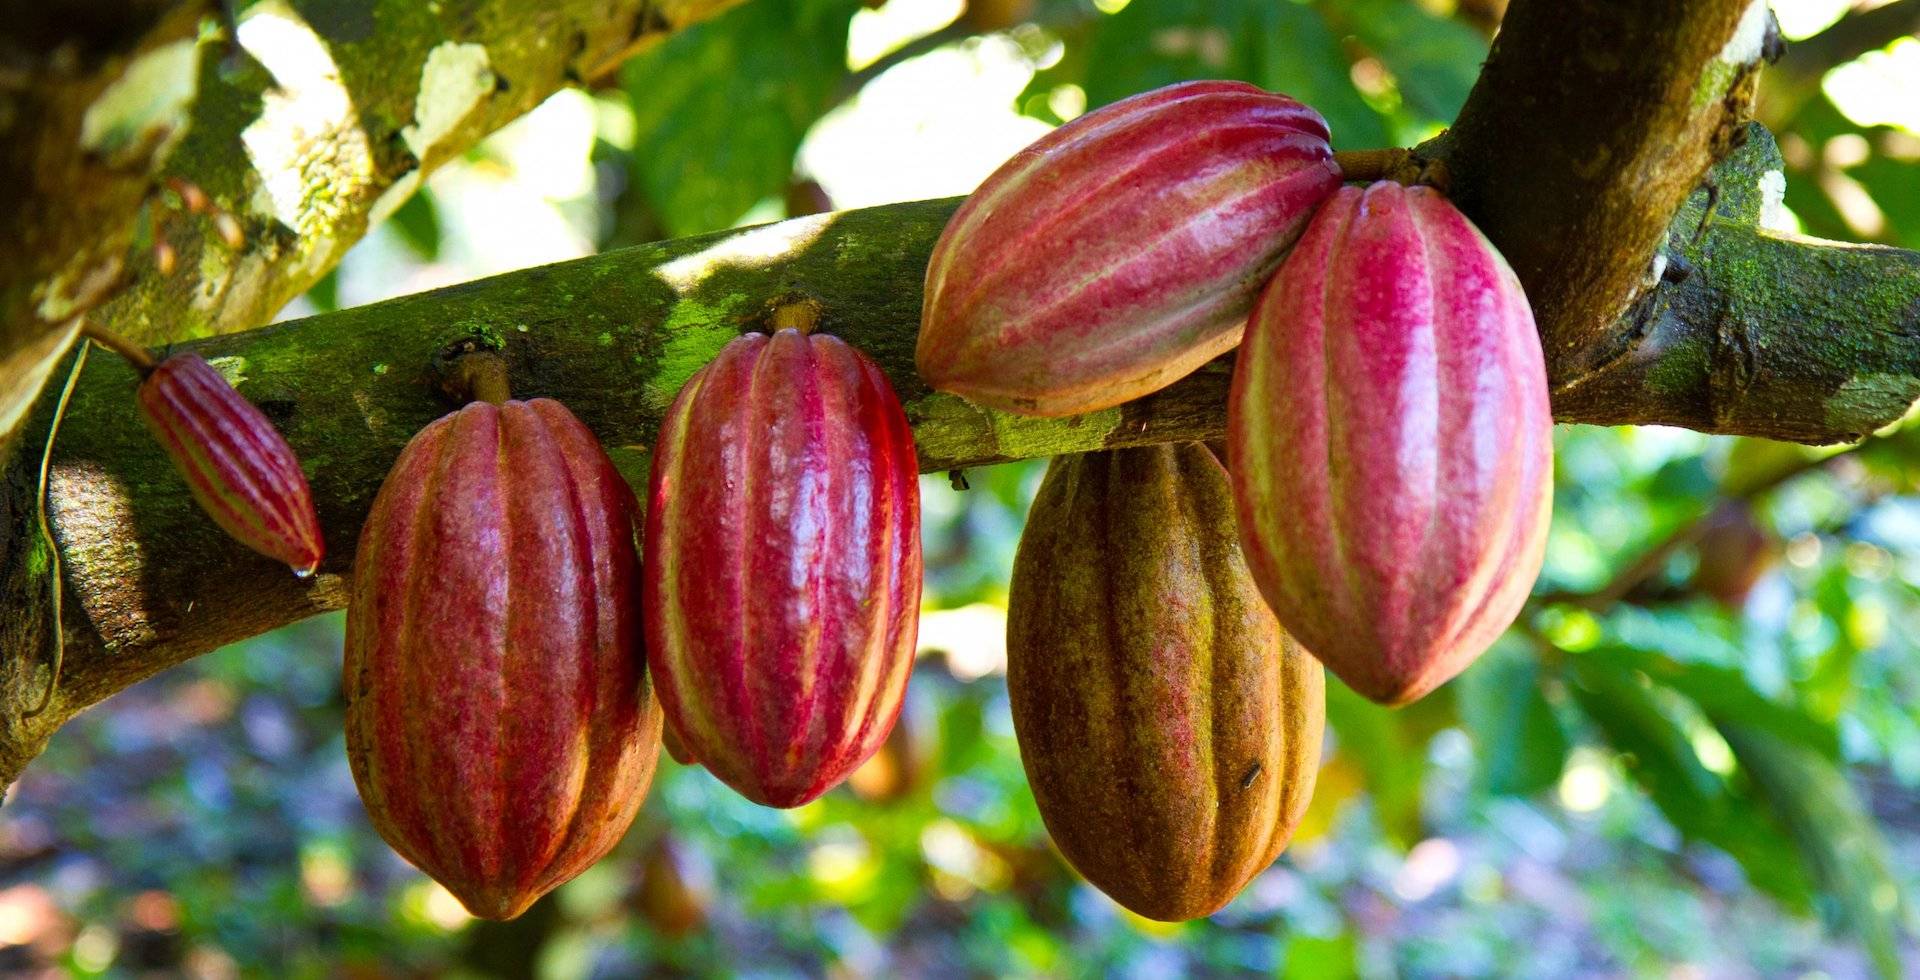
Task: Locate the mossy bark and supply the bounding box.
[0,0,742,450]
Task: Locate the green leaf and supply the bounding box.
[1566,656,1721,813]
[386,186,441,260]
[621,0,859,237]
[1079,0,1388,148]
[1244,3,1391,148]
[1282,930,1359,979]
[1565,654,1815,906]
[1604,646,1840,760]
[1458,638,1568,796]
[1325,0,1487,126]
[1717,720,1906,979]
[1324,681,1431,845]
[1848,143,1920,251]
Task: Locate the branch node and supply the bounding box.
[431,335,512,406]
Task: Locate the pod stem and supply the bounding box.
[449,351,513,405]
[79,321,158,375]
[1332,148,1451,192]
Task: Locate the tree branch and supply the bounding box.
[0,0,745,451]
[6,0,1920,791]
[1432,0,1779,389]
[8,146,1920,784]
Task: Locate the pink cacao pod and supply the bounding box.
[136,352,324,575]
[917,80,1341,417]
[344,398,663,920]
[1008,444,1325,921]
[644,329,922,809]
[1227,181,1554,706]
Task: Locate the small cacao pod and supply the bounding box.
[1228,180,1553,706]
[136,352,324,575]
[644,329,922,808]
[918,80,1341,417]
[1008,444,1326,922]
[344,398,662,920]
[847,682,935,804]
[633,835,716,938]
[1692,502,1775,609]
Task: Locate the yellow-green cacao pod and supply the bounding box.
[1007,443,1325,921]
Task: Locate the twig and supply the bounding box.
[22,344,88,719]
[79,322,158,374]
[1535,446,1850,610]
[837,21,973,104]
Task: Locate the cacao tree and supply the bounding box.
[4,0,1920,973]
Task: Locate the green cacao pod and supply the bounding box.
[344,398,662,920]
[1007,443,1326,921]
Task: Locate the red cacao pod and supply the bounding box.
[644,329,922,808]
[1228,181,1553,706]
[344,398,662,920]
[1008,444,1325,922]
[136,352,324,575]
[918,80,1341,417]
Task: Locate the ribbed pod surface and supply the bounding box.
[344,398,662,920]
[643,330,922,808]
[136,352,325,575]
[918,80,1341,416]
[1228,181,1554,705]
[1008,444,1325,921]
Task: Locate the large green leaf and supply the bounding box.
[1565,655,1814,907]
[621,0,859,237]
[1717,720,1906,979]
[1457,637,1569,796]
[1602,646,1840,760]
[1322,0,1486,127]
[1324,680,1444,845]
[1079,0,1388,148]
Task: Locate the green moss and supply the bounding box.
[908,395,1125,469]
[642,299,744,410]
[1693,59,1741,109]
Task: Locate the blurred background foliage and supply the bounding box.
[8,0,1920,976]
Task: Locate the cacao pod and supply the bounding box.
[633,835,716,938]
[1692,502,1775,609]
[344,398,662,920]
[847,682,934,804]
[644,329,922,808]
[660,721,698,766]
[136,352,324,575]
[1228,180,1553,706]
[917,80,1341,417]
[1007,443,1326,922]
